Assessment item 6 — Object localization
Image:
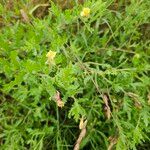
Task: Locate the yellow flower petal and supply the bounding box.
[46,51,56,65]
[80,7,90,17]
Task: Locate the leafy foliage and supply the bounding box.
[0,0,150,149]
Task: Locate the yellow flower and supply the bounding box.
[80,7,90,17]
[46,50,56,64]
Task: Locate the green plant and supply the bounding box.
[0,0,150,149]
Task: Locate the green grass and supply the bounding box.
[0,0,150,149]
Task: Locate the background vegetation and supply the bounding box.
[0,0,150,149]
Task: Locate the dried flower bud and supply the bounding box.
[57,100,64,108]
[54,91,64,108]
[79,117,87,129]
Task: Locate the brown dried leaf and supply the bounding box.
[103,94,109,107]
[103,94,111,119]
[20,9,30,23]
[104,106,111,120]
[108,136,118,150]
[6,0,14,10]
[127,92,142,109]
[54,91,64,108]
[134,101,142,109]
[127,92,138,98]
